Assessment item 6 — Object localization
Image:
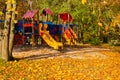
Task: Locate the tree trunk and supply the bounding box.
[9,0,16,59]
[0,41,1,56]
[2,30,9,61]
[0,29,2,55]
[2,1,12,61]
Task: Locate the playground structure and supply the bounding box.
[13,9,78,49]
[58,13,77,45]
[14,10,39,46]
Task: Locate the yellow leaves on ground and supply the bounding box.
[0,51,120,80]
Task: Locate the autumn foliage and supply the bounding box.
[0,51,120,79]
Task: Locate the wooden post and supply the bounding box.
[58,14,60,25]
[22,19,25,45]
[37,10,39,21]
[32,18,35,46]
[68,13,70,28]
[63,21,66,33]
[46,14,48,22]
[51,14,53,22]
[68,14,72,46]
[42,14,43,21]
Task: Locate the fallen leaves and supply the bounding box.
[0,51,120,80]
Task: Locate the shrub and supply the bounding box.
[90,37,102,45]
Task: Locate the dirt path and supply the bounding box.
[13,46,112,60]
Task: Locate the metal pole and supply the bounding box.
[68,13,70,29]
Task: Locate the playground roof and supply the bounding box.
[59,13,72,22]
[42,8,53,15]
[22,10,38,19]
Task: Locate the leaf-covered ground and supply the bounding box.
[0,47,120,80]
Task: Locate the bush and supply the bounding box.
[90,37,102,45]
[109,39,120,46]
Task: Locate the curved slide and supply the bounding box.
[63,28,77,45]
[40,31,63,49]
[63,29,72,45]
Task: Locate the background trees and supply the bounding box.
[31,0,120,45]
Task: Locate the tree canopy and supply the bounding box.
[0,0,120,45]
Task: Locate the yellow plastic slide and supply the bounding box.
[63,32,72,45]
[63,29,77,45]
[41,32,63,49]
[39,23,63,49]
